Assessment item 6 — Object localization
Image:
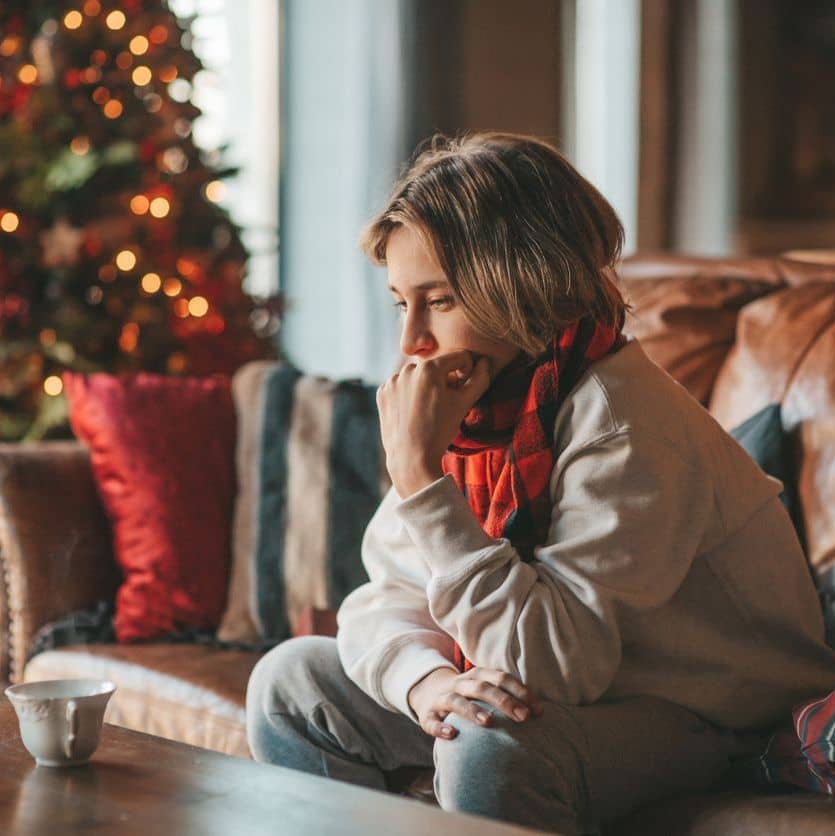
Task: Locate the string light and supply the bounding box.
[206,315,226,335]
[116,52,133,70]
[0,212,20,233]
[81,66,102,84]
[167,352,188,373]
[43,376,63,397]
[173,118,191,138]
[18,65,38,84]
[39,329,57,347]
[90,49,107,65]
[176,257,199,279]
[0,36,21,56]
[204,180,225,202]
[164,278,182,297]
[158,65,178,84]
[141,272,162,293]
[167,78,191,103]
[86,286,104,304]
[115,249,137,271]
[130,195,150,214]
[149,25,169,45]
[70,136,91,155]
[92,85,110,104]
[83,0,101,14]
[98,264,117,282]
[143,93,162,113]
[105,10,126,30]
[103,100,123,119]
[149,197,170,218]
[188,296,209,317]
[119,322,139,352]
[132,66,152,86]
[173,299,189,318]
[129,36,149,56]
[41,20,59,37]
[64,11,83,30]
[160,146,188,174]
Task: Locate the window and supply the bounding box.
[169,0,279,296]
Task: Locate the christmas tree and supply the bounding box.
[0,0,280,441]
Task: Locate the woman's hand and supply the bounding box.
[407,666,544,739]
[377,350,492,498]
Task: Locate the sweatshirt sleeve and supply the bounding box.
[336,487,458,718]
[394,428,715,705]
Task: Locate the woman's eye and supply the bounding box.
[392,297,453,317]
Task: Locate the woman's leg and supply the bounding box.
[246,635,435,791]
[433,694,768,835]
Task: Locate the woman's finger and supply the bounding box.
[421,709,458,739]
[435,691,494,728]
[469,669,544,714]
[455,677,533,722]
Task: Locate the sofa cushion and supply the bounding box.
[217,362,389,644]
[709,282,835,642]
[63,372,237,643]
[618,256,781,404]
[22,644,259,758]
[0,441,119,684]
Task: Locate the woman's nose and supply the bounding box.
[400,314,436,357]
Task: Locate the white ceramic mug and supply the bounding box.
[5,679,116,767]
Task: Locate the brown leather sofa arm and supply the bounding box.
[0,441,120,684]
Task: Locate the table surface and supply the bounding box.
[0,701,543,836]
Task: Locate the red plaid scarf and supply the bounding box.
[442,316,626,671]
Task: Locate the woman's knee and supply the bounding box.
[433,702,585,820]
[246,635,340,719]
[245,636,343,765]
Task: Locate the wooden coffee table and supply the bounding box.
[0,701,543,835]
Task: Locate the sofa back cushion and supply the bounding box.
[217,362,389,644]
[63,372,237,643]
[709,281,835,640]
[0,441,120,682]
[619,255,782,404]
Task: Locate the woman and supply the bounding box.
[246,133,835,834]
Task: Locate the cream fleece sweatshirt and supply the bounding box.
[336,340,835,730]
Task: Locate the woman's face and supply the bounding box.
[385,224,519,374]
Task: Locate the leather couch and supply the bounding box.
[2,252,834,834]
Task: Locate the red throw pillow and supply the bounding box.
[63,372,236,642]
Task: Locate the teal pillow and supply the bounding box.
[729,403,835,645]
[729,403,798,522]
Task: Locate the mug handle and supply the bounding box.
[64,699,79,760]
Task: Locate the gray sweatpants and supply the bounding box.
[246,636,767,835]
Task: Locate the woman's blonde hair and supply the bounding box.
[360,132,628,357]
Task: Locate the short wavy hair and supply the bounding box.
[360,132,628,357]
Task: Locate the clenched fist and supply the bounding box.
[377,350,492,498]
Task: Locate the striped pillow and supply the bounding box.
[217,361,390,644]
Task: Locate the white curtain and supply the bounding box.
[567,0,642,255]
[672,0,738,254]
[279,0,410,382]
